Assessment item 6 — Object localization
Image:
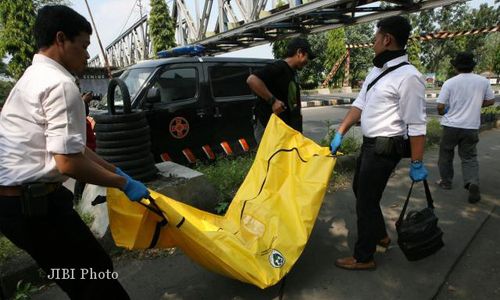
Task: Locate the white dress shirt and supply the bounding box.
[352,55,427,138]
[437,73,495,129]
[0,54,86,186]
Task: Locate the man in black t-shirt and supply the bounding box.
[247,37,316,143]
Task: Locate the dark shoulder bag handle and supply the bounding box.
[366,62,409,92]
[396,180,435,227]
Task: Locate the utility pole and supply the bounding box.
[84,0,112,79]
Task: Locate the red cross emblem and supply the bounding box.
[169,117,190,139]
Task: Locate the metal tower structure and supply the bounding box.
[88,0,465,68]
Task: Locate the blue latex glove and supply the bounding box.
[330,132,343,154]
[444,106,449,114]
[409,161,428,182]
[115,167,131,181]
[116,168,149,201]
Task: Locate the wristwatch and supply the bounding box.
[268,95,276,105]
[411,160,422,164]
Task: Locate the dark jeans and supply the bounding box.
[0,187,129,300]
[352,138,401,262]
[438,126,479,188]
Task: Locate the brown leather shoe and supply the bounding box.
[335,257,376,270]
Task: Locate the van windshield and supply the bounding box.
[119,67,155,101]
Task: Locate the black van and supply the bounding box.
[97,56,273,165]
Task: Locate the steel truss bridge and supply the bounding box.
[88,0,465,68]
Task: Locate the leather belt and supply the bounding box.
[0,183,61,197]
[363,135,405,144]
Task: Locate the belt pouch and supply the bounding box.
[21,183,49,217]
[374,137,395,156]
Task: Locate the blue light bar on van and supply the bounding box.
[157,44,206,58]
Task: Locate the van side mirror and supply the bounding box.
[146,87,161,103]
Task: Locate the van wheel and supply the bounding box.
[96,143,151,156]
[94,119,148,132]
[92,111,146,124]
[96,135,150,148]
[95,126,150,141]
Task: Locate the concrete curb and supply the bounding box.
[301,89,498,109]
[301,98,354,108]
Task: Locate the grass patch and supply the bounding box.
[319,120,361,155]
[319,120,336,147]
[13,280,39,300]
[0,235,23,264]
[112,248,176,261]
[194,153,255,214]
[77,210,95,228]
[426,117,442,148]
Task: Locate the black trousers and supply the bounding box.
[0,186,129,300]
[352,138,401,262]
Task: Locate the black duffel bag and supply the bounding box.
[396,180,444,261]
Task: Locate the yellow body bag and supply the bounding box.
[107,115,336,288]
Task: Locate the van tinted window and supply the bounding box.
[209,66,252,98]
[120,67,154,100]
[158,68,197,102]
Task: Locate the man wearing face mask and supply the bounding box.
[247,37,315,143]
[330,16,428,270]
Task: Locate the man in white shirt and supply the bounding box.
[436,52,495,203]
[0,6,149,298]
[330,16,428,270]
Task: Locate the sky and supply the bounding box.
[70,0,497,61]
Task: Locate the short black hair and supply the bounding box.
[451,52,476,73]
[377,16,412,49]
[286,37,316,59]
[34,5,92,50]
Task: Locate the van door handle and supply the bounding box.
[214,107,222,118]
[196,108,206,118]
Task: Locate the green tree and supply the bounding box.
[465,4,500,74]
[475,33,500,74]
[0,80,14,107]
[323,28,346,87]
[271,34,328,89]
[149,0,176,56]
[345,23,374,87]
[0,0,67,79]
[406,13,424,72]
[299,32,328,89]
[272,38,289,59]
[407,39,423,72]
[0,0,36,79]
[411,3,499,79]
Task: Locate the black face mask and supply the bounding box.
[373,50,407,68]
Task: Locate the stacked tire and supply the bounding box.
[94,78,158,182]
